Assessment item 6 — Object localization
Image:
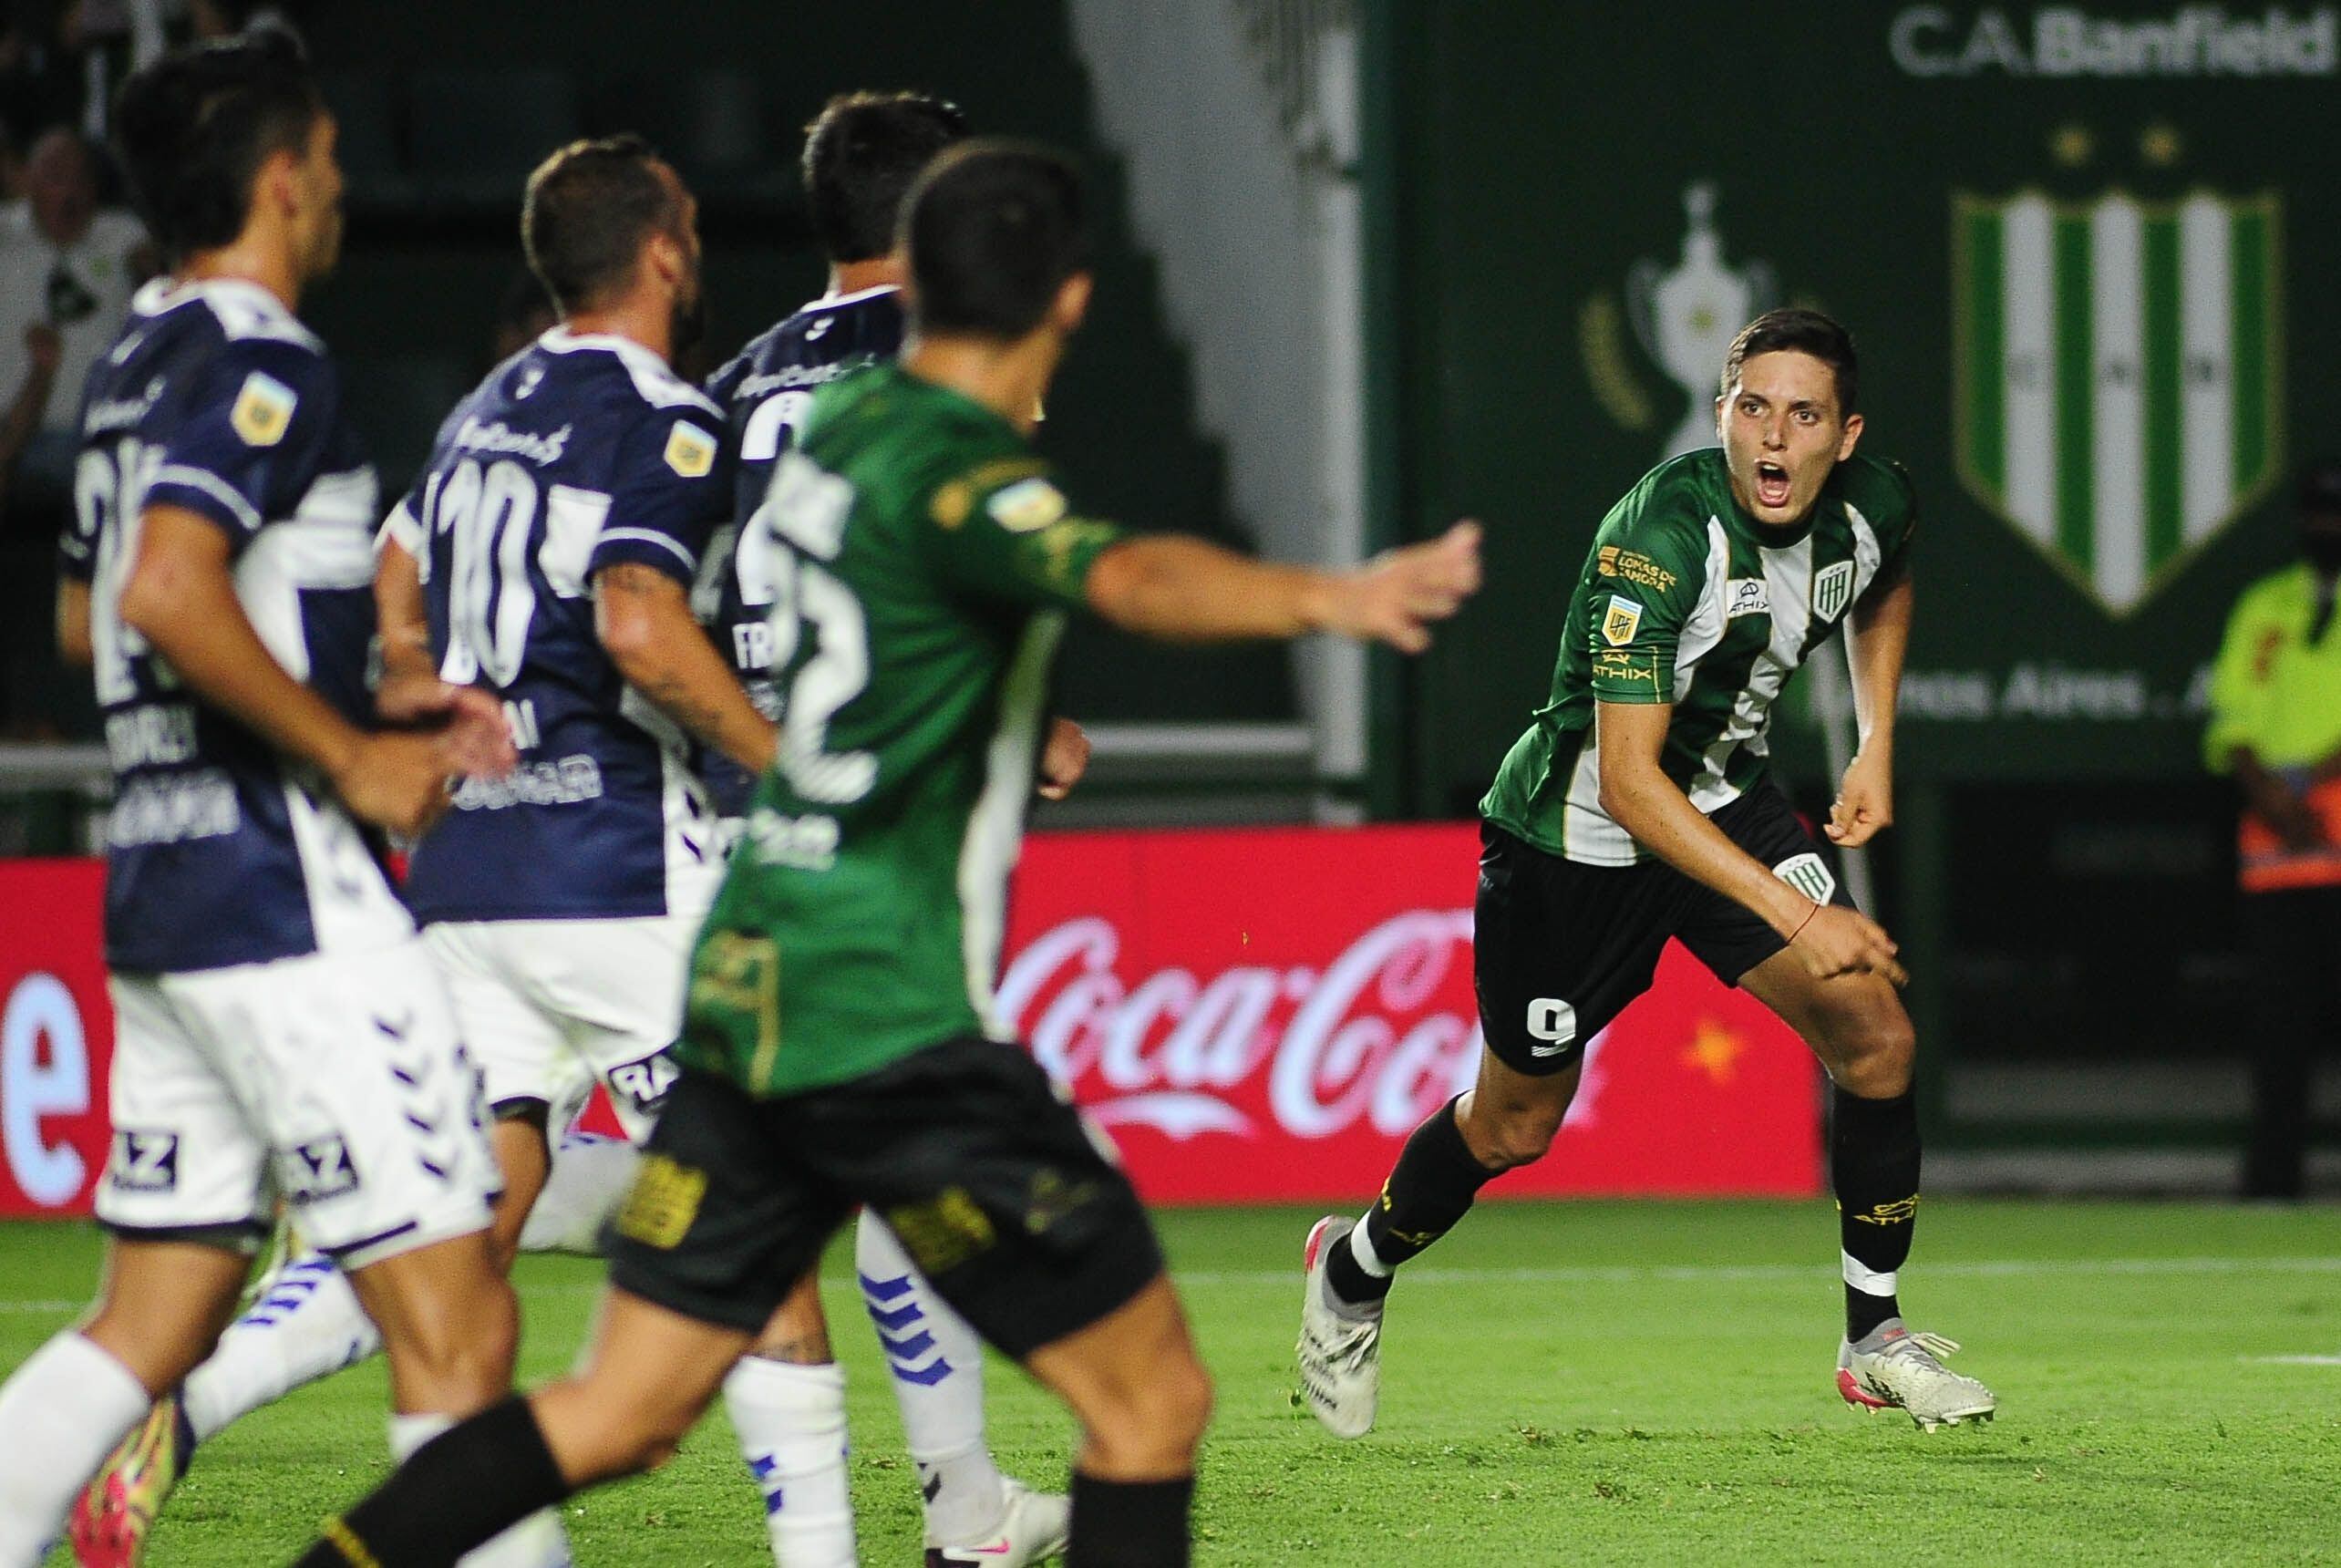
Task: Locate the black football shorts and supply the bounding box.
[1475,782,1854,1076]
[604,1038,1163,1358]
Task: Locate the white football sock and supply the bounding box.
[182,1251,377,1442]
[857,1210,1006,1547]
[0,1333,150,1568]
[1347,1219,1392,1277]
[722,1356,855,1568]
[389,1414,571,1567]
[517,1133,640,1256]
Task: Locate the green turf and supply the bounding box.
[6,1200,2339,1564]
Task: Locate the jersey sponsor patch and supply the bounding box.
[1591,647,1660,691]
[986,477,1069,533]
[1726,578,1771,618]
[1596,544,1678,593]
[1811,559,1857,621]
[280,1135,361,1202]
[1601,594,1644,646]
[229,370,297,447]
[614,1152,706,1249]
[663,421,718,479]
[1773,851,1838,904]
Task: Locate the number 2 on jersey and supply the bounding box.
[757,451,876,804]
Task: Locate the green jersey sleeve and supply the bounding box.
[924,455,1129,610]
[1583,502,1709,705]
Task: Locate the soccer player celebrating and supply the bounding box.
[0,36,521,1568]
[1297,308,1997,1437]
[703,90,1072,1566]
[288,139,1480,1568]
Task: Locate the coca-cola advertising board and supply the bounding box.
[0,829,1820,1217]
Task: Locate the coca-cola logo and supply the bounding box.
[997,909,1608,1142]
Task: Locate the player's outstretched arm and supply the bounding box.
[119,506,462,837]
[1831,559,1912,848]
[594,562,779,777]
[1595,699,1906,985]
[1084,521,1480,651]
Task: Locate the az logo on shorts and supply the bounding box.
[607,1052,678,1117]
[108,1130,180,1193]
[281,1136,361,1203]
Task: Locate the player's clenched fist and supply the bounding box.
[1788,903,1907,987]
[332,732,459,839]
[1322,521,1483,653]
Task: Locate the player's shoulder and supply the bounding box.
[1828,450,1919,531]
[1599,451,1726,566]
[541,326,722,423]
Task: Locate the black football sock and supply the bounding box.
[294,1397,567,1567]
[1067,1470,1192,1568]
[1326,1096,1501,1307]
[1831,1085,1922,1342]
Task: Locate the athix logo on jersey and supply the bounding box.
[1811,560,1857,622]
[1601,595,1644,645]
[1725,578,1770,619]
[229,370,297,447]
[1954,187,2281,616]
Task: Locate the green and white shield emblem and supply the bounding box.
[1954,190,2282,616]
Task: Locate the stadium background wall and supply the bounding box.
[1359,0,2341,1098]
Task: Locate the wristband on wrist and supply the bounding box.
[1787,902,1820,944]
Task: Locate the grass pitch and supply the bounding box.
[6,1199,2338,1565]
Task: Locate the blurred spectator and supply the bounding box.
[58,0,176,136]
[2203,460,2341,1199]
[0,125,150,514]
[188,0,306,48]
[0,124,141,738]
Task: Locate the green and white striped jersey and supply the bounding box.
[1481,449,1915,867]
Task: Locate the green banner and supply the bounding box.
[1385,2,2341,808]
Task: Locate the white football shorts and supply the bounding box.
[98,940,498,1272]
[420,903,708,1140]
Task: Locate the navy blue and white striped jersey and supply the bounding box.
[387,328,733,924]
[696,284,903,817]
[74,276,407,974]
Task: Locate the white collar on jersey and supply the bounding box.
[534,325,718,415]
[811,283,901,308]
[129,273,321,349]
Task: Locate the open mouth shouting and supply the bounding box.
[1754,459,1794,511]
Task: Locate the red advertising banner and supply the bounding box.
[0,830,1820,1217]
[0,861,115,1219]
[1002,826,1820,1203]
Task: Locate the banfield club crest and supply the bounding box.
[1954,183,2281,616]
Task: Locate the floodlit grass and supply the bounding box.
[6,1199,2338,1564]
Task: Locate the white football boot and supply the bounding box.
[1837,1318,1997,1431]
[926,1477,1070,1567]
[1296,1215,1384,1439]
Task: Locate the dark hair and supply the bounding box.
[902,141,1088,339]
[800,90,967,264]
[110,33,322,261]
[1720,307,1860,416]
[522,134,683,315]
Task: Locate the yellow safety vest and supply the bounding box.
[2203,562,2341,892]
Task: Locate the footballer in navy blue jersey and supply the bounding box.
[696,284,902,816]
[77,275,407,973]
[388,325,735,926]
[0,40,517,1568]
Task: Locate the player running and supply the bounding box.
[702,90,1072,1566]
[288,139,1480,1568]
[1297,308,1998,1437]
[0,36,520,1568]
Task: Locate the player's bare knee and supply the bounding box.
[391,1276,520,1406]
[1827,1014,1915,1097]
[1469,1099,1564,1170]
